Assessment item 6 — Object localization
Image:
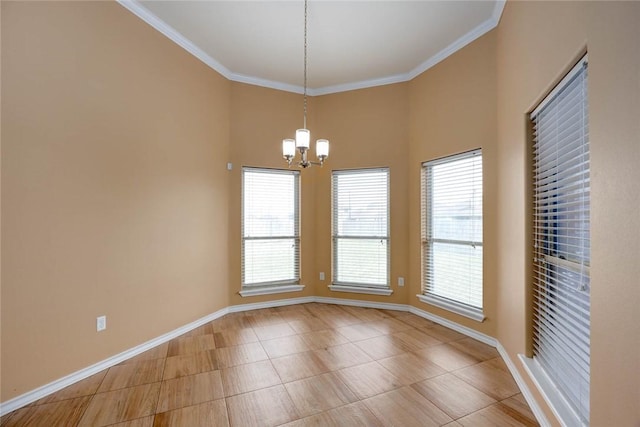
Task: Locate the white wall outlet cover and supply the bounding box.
[96,315,107,332]
[319,272,325,281]
[398,277,405,286]
[226,162,233,170]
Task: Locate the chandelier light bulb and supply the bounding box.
[282,139,296,157]
[295,129,310,149]
[316,139,329,158]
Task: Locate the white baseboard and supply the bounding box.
[238,284,305,298]
[408,305,496,347]
[228,296,315,313]
[519,354,583,427]
[0,307,230,416]
[496,344,551,427]
[410,306,550,426]
[327,284,394,296]
[314,296,408,312]
[1,295,550,427]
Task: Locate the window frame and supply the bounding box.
[240,167,302,296]
[330,167,391,295]
[522,55,590,427]
[419,149,484,322]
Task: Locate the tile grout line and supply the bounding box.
[3,304,540,426]
[72,368,107,426]
[149,347,169,424]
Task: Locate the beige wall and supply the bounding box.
[313,84,410,303]
[0,0,3,396]
[228,82,410,306]
[1,2,231,400]
[495,3,588,423]
[0,0,3,402]
[408,30,498,337]
[495,1,640,425]
[227,83,317,306]
[2,1,639,424]
[587,4,640,424]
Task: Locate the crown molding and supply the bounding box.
[492,0,507,26]
[117,0,506,96]
[117,0,233,79]
[407,0,505,81]
[310,73,410,96]
[231,72,305,95]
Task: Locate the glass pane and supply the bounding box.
[429,242,482,308]
[243,238,297,285]
[335,238,388,286]
[243,170,297,238]
[334,171,388,237]
[555,191,590,264]
[430,156,482,242]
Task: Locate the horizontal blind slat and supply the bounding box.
[422,150,483,311]
[242,168,300,286]
[332,169,390,287]
[531,56,589,424]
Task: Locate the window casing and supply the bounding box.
[420,150,483,321]
[242,167,300,288]
[530,56,590,425]
[332,168,390,291]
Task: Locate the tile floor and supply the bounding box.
[1,303,539,427]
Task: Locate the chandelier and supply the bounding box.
[282,0,329,168]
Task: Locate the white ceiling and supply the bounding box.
[119,1,504,95]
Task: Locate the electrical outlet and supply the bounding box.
[96,315,107,332]
[319,272,325,281]
[226,162,233,171]
[398,277,405,287]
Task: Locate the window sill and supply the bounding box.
[329,284,393,296]
[239,284,305,297]
[416,294,485,322]
[519,355,585,427]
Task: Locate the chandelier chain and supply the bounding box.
[303,0,308,129]
[281,0,328,169]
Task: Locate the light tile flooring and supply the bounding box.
[1,303,539,427]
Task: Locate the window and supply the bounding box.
[241,168,301,295]
[528,56,590,425]
[420,150,483,321]
[331,168,390,295]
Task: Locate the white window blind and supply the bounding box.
[531,56,590,425]
[422,150,483,318]
[332,168,389,288]
[242,168,300,287]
